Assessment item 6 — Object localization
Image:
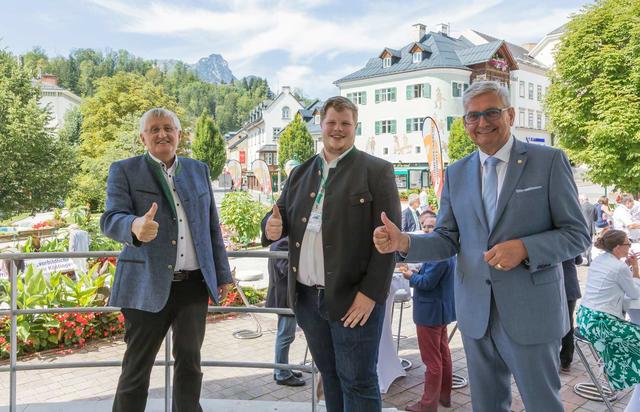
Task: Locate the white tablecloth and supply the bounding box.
[377,273,410,393]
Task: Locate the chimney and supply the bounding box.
[437,23,450,36]
[41,74,59,86]
[281,86,291,94]
[413,23,426,41]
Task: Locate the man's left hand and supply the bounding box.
[218,283,231,302]
[484,239,528,271]
[341,292,375,328]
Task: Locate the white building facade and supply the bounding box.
[37,75,81,130]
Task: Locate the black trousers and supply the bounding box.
[560,299,577,367]
[113,272,209,412]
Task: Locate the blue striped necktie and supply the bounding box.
[483,156,501,227]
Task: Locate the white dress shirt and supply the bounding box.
[148,153,199,271]
[478,135,514,198]
[298,146,354,287]
[580,252,640,319]
[613,204,640,241]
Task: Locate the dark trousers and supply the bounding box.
[113,272,209,412]
[560,299,577,368]
[416,324,452,408]
[295,283,385,412]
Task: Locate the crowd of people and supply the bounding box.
[99,80,640,412]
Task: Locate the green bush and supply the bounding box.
[219,192,269,246]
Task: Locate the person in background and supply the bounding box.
[402,193,422,232]
[559,255,583,372]
[576,229,640,395]
[579,195,596,265]
[400,211,455,412]
[266,237,305,387]
[419,190,431,213]
[612,194,640,243]
[595,196,611,233]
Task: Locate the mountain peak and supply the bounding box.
[193,54,236,84]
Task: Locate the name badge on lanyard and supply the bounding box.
[307,163,327,233]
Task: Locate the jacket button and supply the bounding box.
[317,170,321,176]
[295,242,300,248]
[310,192,316,198]
[360,198,365,203]
[168,265,173,270]
[302,217,307,223]
[292,266,297,273]
[171,240,177,245]
[485,279,491,285]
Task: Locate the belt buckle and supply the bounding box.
[173,271,188,282]
[312,284,324,290]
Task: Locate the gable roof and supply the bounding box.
[460,29,548,70]
[335,31,515,84]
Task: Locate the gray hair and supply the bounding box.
[408,193,420,205]
[139,108,182,133]
[462,81,511,111]
[621,194,635,204]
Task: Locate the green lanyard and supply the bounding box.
[313,159,330,209]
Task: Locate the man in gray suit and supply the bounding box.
[373,81,590,412]
[101,108,232,411]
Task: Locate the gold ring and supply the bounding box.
[496,263,504,270]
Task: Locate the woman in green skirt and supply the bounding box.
[577,229,640,397]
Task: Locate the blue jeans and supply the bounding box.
[274,314,297,380]
[295,283,384,412]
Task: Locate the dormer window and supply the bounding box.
[382,57,392,68]
[314,114,321,124]
[282,106,290,119]
[413,51,422,63]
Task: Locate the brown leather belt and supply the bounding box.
[173,269,201,282]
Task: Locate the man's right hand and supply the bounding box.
[373,212,410,254]
[266,205,283,241]
[131,202,159,243]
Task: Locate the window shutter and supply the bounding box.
[391,88,396,102]
[375,89,380,103]
[362,92,367,105]
[406,118,412,132]
[391,120,397,134]
[424,83,431,98]
[375,121,381,135]
[406,85,413,100]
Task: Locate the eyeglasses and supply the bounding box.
[622,242,632,246]
[146,126,177,135]
[463,108,510,124]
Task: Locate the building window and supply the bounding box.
[375,87,397,103]
[446,116,456,131]
[528,110,534,128]
[382,57,392,68]
[282,106,290,119]
[375,120,396,135]
[406,117,425,132]
[314,114,321,124]
[346,91,367,105]
[452,81,469,98]
[528,83,534,100]
[519,81,525,98]
[383,147,389,155]
[536,111,542,129]
[413,51,422,63]
[272,127,281,138]
[518,108,525,128]
[537,85,543,101]
[356,122,362,136]
[415,146,421,154]
[406,83,431,99]
[264,152,275,165]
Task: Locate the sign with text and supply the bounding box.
[30,259,78,275]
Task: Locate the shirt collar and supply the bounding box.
[147,151,178,174]
[478,135,514,166]
[320,145,354,168]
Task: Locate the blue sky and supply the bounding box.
[1,0,592,98]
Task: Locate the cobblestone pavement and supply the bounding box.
[0,265,633,411]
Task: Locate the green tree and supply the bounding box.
[278,113,315,171]
[58,107,82,146]
[22,47,48,76]
[546,0,640,193]
[72,72,180,209]
[446,117,476,162]
[192,111,226,180]
[219,192,269,246]
[0,50,76,216]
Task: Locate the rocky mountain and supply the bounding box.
[192,53,236,84]
[156,53,236,84]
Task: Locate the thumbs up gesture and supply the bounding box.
[266,205,283,241]
[373,212,410,254]
[132,202,160,243]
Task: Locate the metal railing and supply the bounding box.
[0,250,318,412]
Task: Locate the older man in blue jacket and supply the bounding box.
[101,108,232,412]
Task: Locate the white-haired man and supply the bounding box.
[402,193,422,232]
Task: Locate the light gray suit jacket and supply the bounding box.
[403,138,590,345]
